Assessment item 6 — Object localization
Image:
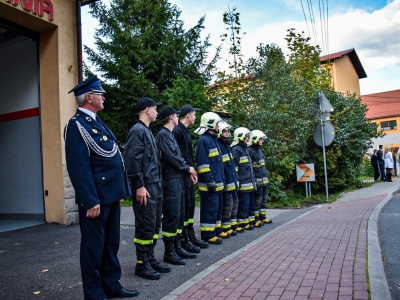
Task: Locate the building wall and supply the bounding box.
[369,116,400,152]
[0,0,79,225]
[331,56,361,96]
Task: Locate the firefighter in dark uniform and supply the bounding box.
[156,106,198,265]
[123,98,170,280]
[231,127,257,230]
[248,130,272,225]
[65,75,138,299]
[217,122,242,236]
[172,105,209,249]
[195,112,229,244]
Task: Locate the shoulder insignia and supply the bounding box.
[85,117,92,123]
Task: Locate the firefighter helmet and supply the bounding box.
[230,127,250,147]
[249,130,267,145]
[217,121,232,138]
[194,112,223,135]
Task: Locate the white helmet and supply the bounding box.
[194,112,222,135]
[217,121,232,138]
[249,130,267,145]
[230,127,250,147]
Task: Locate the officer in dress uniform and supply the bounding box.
[64,75,138,300]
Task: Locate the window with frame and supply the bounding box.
[380,120,397,131]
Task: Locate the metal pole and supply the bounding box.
[309,182,312,197]
[76,0,83,82]
[320,100,329,201]
[304,181,308,198]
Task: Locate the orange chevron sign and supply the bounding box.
[296,163,315,182]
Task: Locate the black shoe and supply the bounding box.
[163,238,186,265]
[148,248,171,273]
[188,226,209,248]
[135,253,160,280]
[106,287,139,298]
[181,228,201,253]
[175,235,197,259]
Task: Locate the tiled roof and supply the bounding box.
[361,89,400,120]
[320,48,367,79]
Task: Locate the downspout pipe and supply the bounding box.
[76,0,83,82]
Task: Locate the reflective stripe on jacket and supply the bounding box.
[217,138,239,192]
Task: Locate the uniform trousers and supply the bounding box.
[200,192,223,241]
[237,191,255,226]
[78,201,122,300]
[221,191,238,231]
[162,177,184,237]
[183,175,196,229]
[255,186,268,220]
[133,182,163,252]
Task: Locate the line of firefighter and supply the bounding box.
[123,100,272,281]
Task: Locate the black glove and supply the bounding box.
[207,183,217,192]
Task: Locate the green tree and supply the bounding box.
[84,0,218,143]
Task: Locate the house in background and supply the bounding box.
[361,89,400,156]
[320,48,367,96]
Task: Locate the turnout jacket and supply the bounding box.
[172,122,195,167]
[156,127,191,180]
[64,109,129,208]
[196,131,225,193]
[248,145,269,187]
[231,142,256,193]
[123,120,162,190]
[217,138,239,192]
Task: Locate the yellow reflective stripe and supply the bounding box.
[188,218,194,224]
[200,223,215,231]
[216,185,224,191]
[177,229,182,234]
[153,234,159,239]
[253,163,262,168]
[198,164,211,174]
[230,221,237,226]
[239,156,249,164]
[235,167,238,172]
[240,183,254,191]
[134,238,153,245]
[208,148,219,157]
[184,221,189,226]
[221,224,231,229]
[199,185,208,191]
[226,183,236,191]
[222,154,230,162]
[162,231,176,237]
[259,211,266,215]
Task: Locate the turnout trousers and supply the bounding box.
[79,201,123,300]
[133,182,163,252]
[255,186,268,221]
[221,191,238,231]
[200,192,223,241]
[237,191,255,227]
[183,175,196,230]
[162,177,185,238]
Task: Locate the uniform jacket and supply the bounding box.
[248,145,269,187]
[123,120,162,190]
[156,127,191,180]
[217,138,239,192]
[231,142,256,193]
[377,149,385,162]
[371,154,378,166]
[64,109,129,208]
[196,131,225,193]
[172,122,195,167]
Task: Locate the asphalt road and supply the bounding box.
[378,194,400,300]
[0,207,312,300]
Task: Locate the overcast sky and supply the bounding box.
[82,0,400,95]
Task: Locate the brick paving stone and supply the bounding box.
[294,296,309,300]
[309,289,324,298]
[216,288,234,297]
[354,290,369,299]
[297,286,312,296]
[281,291,297,299]
[199,292,218,300]
[339,285,353,296]
[354,281,367,290]
[323,291,339,300]
[252,292,269,300]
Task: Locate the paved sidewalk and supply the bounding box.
[163,180,399,300]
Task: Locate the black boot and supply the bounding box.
[388,172,393,182]
[135,252,160,280]
[181,227,201,253]
[188,226,209,249]
[163,238,185,265]
[149,247,171,273]
[175,235,197,259]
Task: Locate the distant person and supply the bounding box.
[384,147,394,182]
[371,149,380,182]
[65,75,138,299]
[377,145,387,181]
